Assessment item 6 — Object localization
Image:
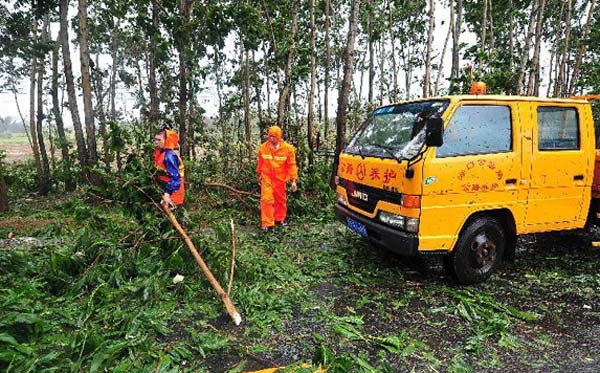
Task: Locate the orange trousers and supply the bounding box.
[260,176,287,228]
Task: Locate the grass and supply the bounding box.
[1,188,600,371]
[0,133,31,145]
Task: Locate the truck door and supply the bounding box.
[524,103,592,228]
[421,101,525,251]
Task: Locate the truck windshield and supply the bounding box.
[346,100,449,160]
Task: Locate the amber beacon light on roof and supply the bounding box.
[469,81,487,95]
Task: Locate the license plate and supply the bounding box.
[347,218,368,237]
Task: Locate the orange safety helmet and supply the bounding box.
[267,125,283,142]
[469,81,487,95]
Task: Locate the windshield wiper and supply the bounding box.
[352,137,366,159]
[366,143,403,163]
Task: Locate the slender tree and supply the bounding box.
[332,0,362,186]
[51,34,73,191]
[148,0,160,129]
[277,0,299,126]
[60,0,88,175]
[451,0,464,80]
[478,0,488,74]
[78,0,98,168]
[386,0,398,100]
[554,0,572,97]
[324,0,331,141]
[307,0,317,167]
[568,0,597,95]
[0,169,7,212]
[435,4,454,96]
[528,0,547,96]
[423,0,435,97]
[516,0,538,94]
[243,47,251,153]
[35,14,51,195]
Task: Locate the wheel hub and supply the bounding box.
[470,233,497,269]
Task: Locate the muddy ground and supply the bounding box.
[1,196,599,372]
[200,225,600,372]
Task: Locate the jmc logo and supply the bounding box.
[351,190,369,201]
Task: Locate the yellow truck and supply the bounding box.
[334,87,600,284]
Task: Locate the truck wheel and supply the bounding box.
[451,217,505,284]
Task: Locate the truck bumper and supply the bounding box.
[335,203,419,256]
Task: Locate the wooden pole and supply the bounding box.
[161,201,242,325]
[227,218,236,296]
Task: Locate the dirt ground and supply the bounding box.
[199,227,600,372]
[0,143,32,162]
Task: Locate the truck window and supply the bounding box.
[436,105,512,158]
[538,107,579,151]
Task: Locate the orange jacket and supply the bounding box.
[154,130,185,205]
[256,141,298,182]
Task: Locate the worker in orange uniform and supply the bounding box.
[153,128,185,208]
[257,126,298,232]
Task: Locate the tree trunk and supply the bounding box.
[324,0,331,141]
[405,27,415,99]
[148,0,160,130]
[331,0,361,187]
[546,48,555,97]
[435,5,454,96]
[253,51,265,140]
[29,23,43,189]
[387,0,397,101]
[177,0,195,158]
[277,0,299,126]
[307,0,317,167]
[78,0,98,169]
[52,33,74,191]
[509,0,514,69]
[478,0,488,75]
[0,171,7,212]
[60,0,88,175]
[367,0,375,106]
[528,0,547,96]
[36,15,51,196]
[488,0,495,50]
[188,79,196,160]
[568,0,597,95]
[263,44,271,120]
[451,0,463,80]
[110,19,119,121]
[554,0,572,97]
[94,54,110,169]
[423,0,435,97]
[516,0,538,94]
[378,39,385,106]
[243,47,251,153]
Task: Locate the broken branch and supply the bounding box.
[160,200,242,325]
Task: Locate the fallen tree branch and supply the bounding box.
[227,218,236,297]
[161,200,242,326]
[203,182,260,199]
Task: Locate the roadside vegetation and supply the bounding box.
[1,0,599,371]
[1,149,599,371]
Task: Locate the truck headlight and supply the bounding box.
[378,211,405,229]
[405,218,420,233]
[336,192,347,206]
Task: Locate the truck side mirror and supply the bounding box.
[425,117,444,147]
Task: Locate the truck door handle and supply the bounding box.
[574,175,584,181]
[505,178,517,184]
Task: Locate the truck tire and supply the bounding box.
[451,217,505,284]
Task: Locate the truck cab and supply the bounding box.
[335,91,596,284]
